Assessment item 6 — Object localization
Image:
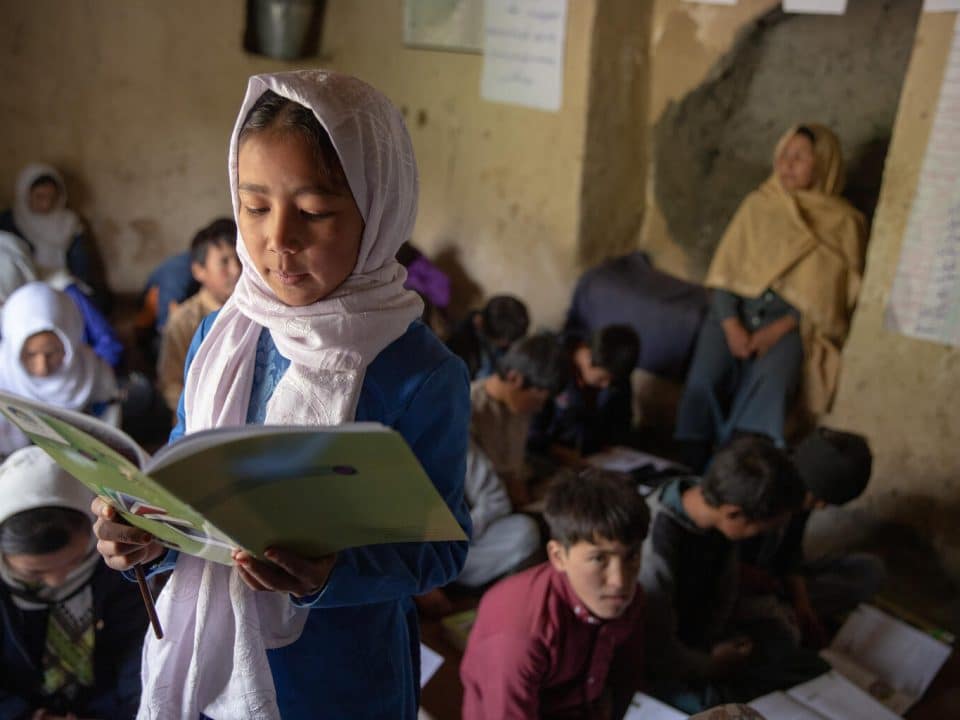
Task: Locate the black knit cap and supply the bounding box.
[794,427,872,505]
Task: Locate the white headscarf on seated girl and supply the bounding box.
[0,231,36,306]
[0,283,117,455]
[11,164,82,276]
[138,70,424,720]
[0,446,98,611]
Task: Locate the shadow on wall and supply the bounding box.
[432,245,484,323]
[653,0,922,276]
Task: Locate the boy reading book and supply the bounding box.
[528,324,640,458]
[639,435,827,713]
[460,469,650,719]
[447,294,530,380]
[740,426,885,647]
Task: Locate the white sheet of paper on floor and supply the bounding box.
[682,0,737,6]
[820,603,953,714]
[419,643,444,688]
[623,692,687,720]
[586,446,682,475]
[751,690,831,720]
[480,0,568,111]
[786,671,901,720]
[924,0,960,12]
[782,0,847,14]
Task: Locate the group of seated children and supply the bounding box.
[0,95,885,719]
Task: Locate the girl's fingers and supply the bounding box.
[93,517,153,546]
[236,564,271,592]
[235,555,301,594]
[265,548,336,595]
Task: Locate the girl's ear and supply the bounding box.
[546,540,567,573]
[505,369,524,389]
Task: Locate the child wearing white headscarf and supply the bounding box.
[93,71,471,720]
[0,283,118,455]
[0,446,147,718]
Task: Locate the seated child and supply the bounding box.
[0,165,109,309]
[157,218,239,411]
[47,270,125,371]
[740,427,884,647]
[0,283,118,456]
[0,446,147,719]
[470,332,567,505]
[458,441,540,588]
[448,294,530,380]
[529,324,640,457]
[639,435,825,713]
[460,469,650,719]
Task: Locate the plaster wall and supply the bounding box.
[0,0,597,327]
[827,11,960,581]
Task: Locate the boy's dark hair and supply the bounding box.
[794,427,872,506]
[190,217,237,266]
[545,468,650,548]
[481,295,529,346]
[702,435,805,520]
[590,324,640,381]
[496,332,567,392]
[29,175,59,192]
[795,125,817,143]
[239,89,349,193]
[0,507,90,556]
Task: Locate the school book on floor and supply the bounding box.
[750,602,953,719]
[0,390,467,566]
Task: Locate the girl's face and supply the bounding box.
[21,331,66,377]
[4,527,91,590]
[237,130,364,307]
[28,181,59,215]
[776,133,817,192]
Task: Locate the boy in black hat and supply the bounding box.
[740,426,885,647]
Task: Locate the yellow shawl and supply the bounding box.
[704,123,867,415]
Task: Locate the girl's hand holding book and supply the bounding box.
[91,496,165,571]
[233,548,337,598]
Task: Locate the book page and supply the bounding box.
[586,446,683,474]
[147,426,468,560]
[787,672,902,720]
[146,421,388,472]
[750,691,829,720]
[826,603,952,711]
[420,643,444,688]
[623,692,687,720]
[0,391,228,562]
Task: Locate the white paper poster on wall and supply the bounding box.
[683,0,738,6]
[924,0,960,13]
[887,14,960,347]
[783,0,848,14]
[480,0,568,112]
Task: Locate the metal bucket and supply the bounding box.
[248,0,323,60]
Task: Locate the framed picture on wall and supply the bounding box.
[403,0,484,53]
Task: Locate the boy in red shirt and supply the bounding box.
[460,470,650,719]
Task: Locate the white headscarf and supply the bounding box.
[11,164,82,276]
[0,283,116,456]
[0,231,36,305]
[138,70,424,720]
[0,446,98,611]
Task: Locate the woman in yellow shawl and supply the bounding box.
[676,124,866,471]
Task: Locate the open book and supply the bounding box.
[0,390,467,566]
[818,603,952,714]
[623,692,686,719]
[750,603,953,719]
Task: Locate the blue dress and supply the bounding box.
[157,315,472,719]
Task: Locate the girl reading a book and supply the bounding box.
[0,282,118,457]
[0,446,147,719]
[92,71,472,719]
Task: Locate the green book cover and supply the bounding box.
[0,390,467,565]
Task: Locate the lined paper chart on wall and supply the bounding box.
[480,0,568,112]
[886,15,960,347]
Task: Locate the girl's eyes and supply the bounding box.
[243,206,268,216]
